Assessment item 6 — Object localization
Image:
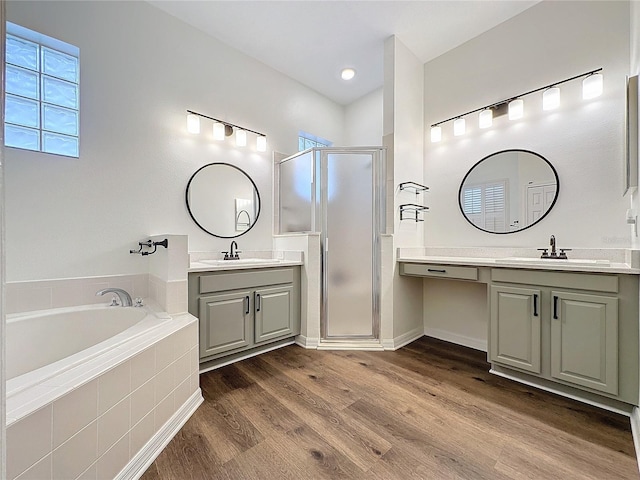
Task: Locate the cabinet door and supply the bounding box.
[550,291,618,395]
[490,285,541,374]
[199,290,252,358]
[254,284,294,344]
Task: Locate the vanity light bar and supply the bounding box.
[430,68,603,143]
[186,110,267,152]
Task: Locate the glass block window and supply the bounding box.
[298,131,331,151]
[5,23,80,157]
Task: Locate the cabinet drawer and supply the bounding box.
[199,268,294,294]
[401,263,478,281]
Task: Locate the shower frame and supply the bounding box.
[278,146,386,343]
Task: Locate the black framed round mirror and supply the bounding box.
[458,149,559,234]
[186,162,261,238]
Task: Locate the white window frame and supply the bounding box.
[298,131,331,151]
[4,22,80,157]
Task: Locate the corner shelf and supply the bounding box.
[399,182,429,194]
[400,203,429,222]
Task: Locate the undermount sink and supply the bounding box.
[199,258,280,265]
[495,257,611,267]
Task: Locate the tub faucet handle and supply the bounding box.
[109,296,120,307]
[134,297,144,307]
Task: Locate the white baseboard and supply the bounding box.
[381,326,424,351]
[630,407,640,472]
[317,340,384,351]
[295,335,319,349]
[425,327,487,352]
[118,389,204,480]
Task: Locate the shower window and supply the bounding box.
[4,22,80,157]
[298,131,331,151]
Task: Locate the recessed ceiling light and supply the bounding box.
[341,68,356,81]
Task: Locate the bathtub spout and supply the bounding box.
[96,288,133,307]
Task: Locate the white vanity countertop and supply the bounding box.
[189,259,303,273]
[397,247,640,275]
[188,250,304,272]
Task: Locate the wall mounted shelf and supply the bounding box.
[399,182,429,193]
[400,203,429,222]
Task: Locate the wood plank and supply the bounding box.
[141,337,637,480]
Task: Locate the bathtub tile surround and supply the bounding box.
[6,315,202,480]
[148,235,189,315]
[5,274,149,315]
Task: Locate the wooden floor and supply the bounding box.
[142,337,638,479]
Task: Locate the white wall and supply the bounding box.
[383,36,425,342]
[344,88,383,146]
[5,0,345,281]
[424,1,630,249]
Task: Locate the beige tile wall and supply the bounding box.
[7,319,199,480]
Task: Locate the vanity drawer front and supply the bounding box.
[401,263,478,281]
[199,268,294,294]
[491,269,618,293]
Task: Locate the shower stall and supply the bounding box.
[277,147,385,344]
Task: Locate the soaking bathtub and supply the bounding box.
[5,301,202,480]
[6,303,170,396]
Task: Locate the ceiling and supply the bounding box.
[148,1,540,105]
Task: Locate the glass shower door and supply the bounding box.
[322,151,377,339]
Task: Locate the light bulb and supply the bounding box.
[341,68,356,80]
[186,114,200,134]
[543,87,560,110]
[453,118,466,136]
[583,73,603,99]
[213,122,225,140]
[236,129,247,147]
[508,99,524,120]
[479,109,492,129]
[257,135,267,152]
[430,126,442,143]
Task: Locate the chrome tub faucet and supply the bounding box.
[96,288,133,307]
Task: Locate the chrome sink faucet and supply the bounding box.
[96,288,133,307]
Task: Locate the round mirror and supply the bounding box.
[458,149,559,234]
[186,163,261,238]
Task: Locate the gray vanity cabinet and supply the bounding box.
[199,290,253,358]
[490,285,541,374]
[550,291,618,395]
[189,267,301,363]
[254,285,295,344]
[489,268,636,404]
